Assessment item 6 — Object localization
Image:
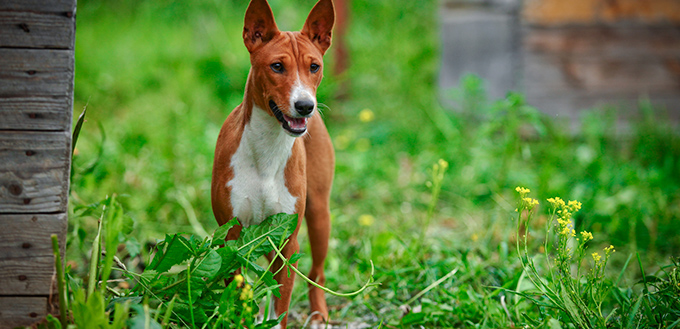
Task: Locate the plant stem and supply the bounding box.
[187,262,195,328]
[88,208,105,298]
[267,237,377,297]
[51,234,68,328]
[161,295,176,328]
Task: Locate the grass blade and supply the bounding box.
[87,208,104,298]
[51,235,68,328]
[625,296,643,329]
[404,266,458,306]
[616,253,633,286]
[71,103,87,158]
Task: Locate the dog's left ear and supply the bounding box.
[243,0,280,53]
[301,0,335,54]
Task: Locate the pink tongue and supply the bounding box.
[287,117,306,129]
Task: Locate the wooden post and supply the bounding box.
[0,0,76,327]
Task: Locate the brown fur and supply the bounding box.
[211,0,335,327]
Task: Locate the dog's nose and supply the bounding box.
[294,100,315,116]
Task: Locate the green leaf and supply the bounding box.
[44,315,62,329]
[192,249,222,283]
[125,237,141,258]
[625,296,643,329]
[110,301,131,329]
[72,289,108,328]
[288,252,304,264]
[521,313,541,326]
[237,213,298,261]
[401,311,426,325]
[71,104,87,158]
[173,301,209,325]
[216,243,239,278]
[548,318,563,329]
[211,219,238,247]
[128,304,163,329]
[176,249,224,304]
[149,234,193,273]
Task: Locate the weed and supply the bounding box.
[512,187,680,328]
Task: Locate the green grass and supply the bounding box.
[65,0,680,327]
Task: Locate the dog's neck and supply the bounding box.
[242,105,296,171]
[227,104,297,227]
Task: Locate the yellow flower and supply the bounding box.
[568,200,582,212]
[471,233,479,242]
[240,284,253,300]
[359,109,375,123]
[560,226,572,236]
[557,217,570,227]
[359,214,375,227]
[515,187,530,195]
[438,159,449,170]
[548,197,566,208]
[592,252,602,263]
[604,245,616,255]
[234,274,244,286]
[580,231,593,242]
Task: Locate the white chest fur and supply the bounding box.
[227,106,298,227]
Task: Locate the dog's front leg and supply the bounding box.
[268,233,300,328]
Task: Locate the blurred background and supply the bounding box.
[70,0,680,324]
[440,0,680,128]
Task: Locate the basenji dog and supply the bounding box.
[211,0,335,327]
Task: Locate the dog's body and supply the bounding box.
[211,0,335,327]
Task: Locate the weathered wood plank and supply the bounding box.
[0,11,75,49]
[0,96,71,131]
[0,0,75,13]
[0,131,70,213]
[524,53,679,94]
[0,214,66,295]
[524,27,680,58]
[0,48,74,97]
[523,0,680,26]
[0,297,47,328]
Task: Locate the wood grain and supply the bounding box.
[0,96,72,131]
[0,1,74,325]
[0,131,70,213]
[0,214,66,295]
[0,0,75,13]
[0,48,74,98]
[0,297,47,329]
[0,11,75,49]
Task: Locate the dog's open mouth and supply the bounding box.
[269,100,308,136]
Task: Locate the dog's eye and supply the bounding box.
[270,63,284,73]
[310,63,320,73]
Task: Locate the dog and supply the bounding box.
[211,0,335,327]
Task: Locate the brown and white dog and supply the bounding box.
[210,0,335,327]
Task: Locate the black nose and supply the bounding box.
[294,100,315,116]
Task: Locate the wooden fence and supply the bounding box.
[0,0,76,327]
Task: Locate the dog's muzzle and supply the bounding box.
[269,100,310,136]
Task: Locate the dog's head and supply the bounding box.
[243,0,335,137]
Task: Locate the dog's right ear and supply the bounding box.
[243,0,280,53]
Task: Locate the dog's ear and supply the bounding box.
[301,0,335,54]
[243,0,280,53]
